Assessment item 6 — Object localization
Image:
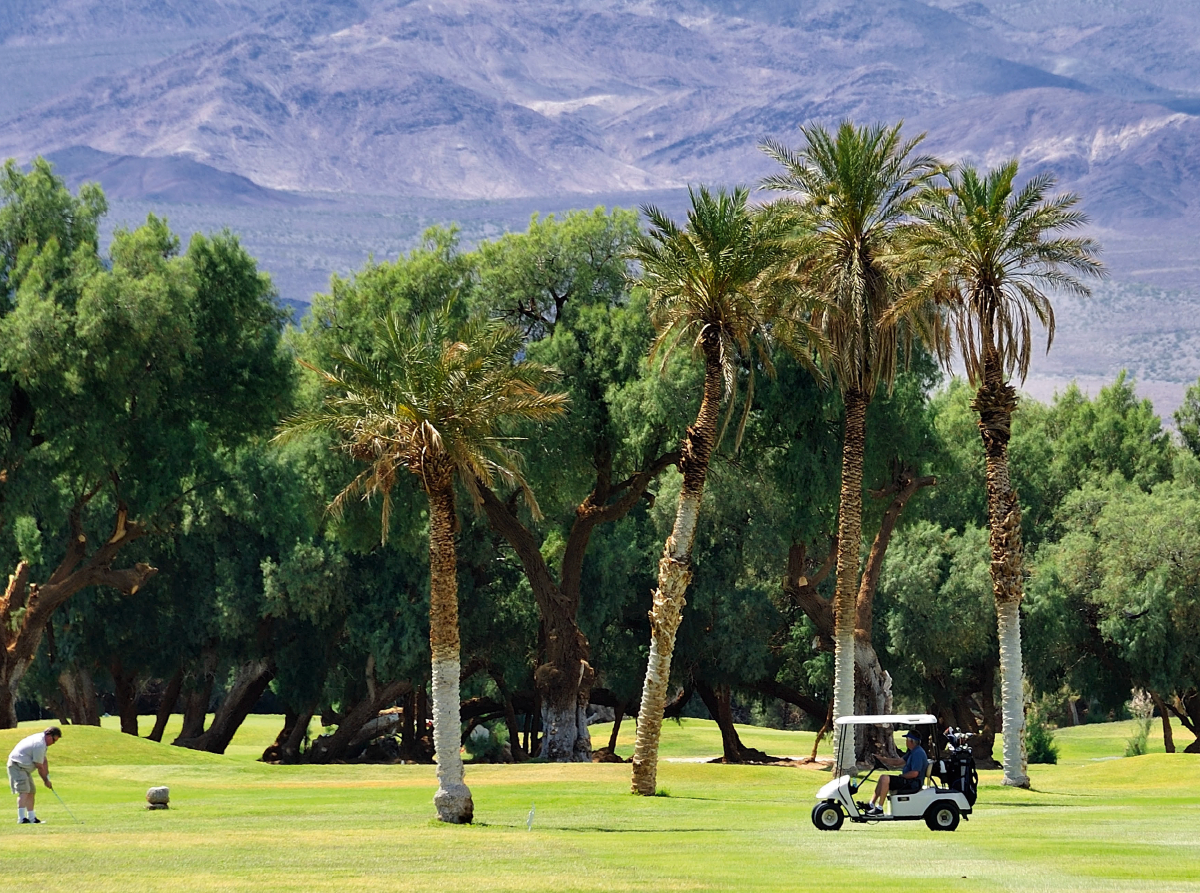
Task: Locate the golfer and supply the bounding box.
[7,725,61,824]
[866,728,928,815]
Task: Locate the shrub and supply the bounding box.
[1026,706,1059,764]
[1125,689,1153,757]
[464,721,509,762]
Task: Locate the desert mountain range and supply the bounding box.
[2,0,1199,410]
[2,0,1199,215]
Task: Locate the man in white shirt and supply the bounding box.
[7,726,61,824]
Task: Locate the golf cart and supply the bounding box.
[811,714,978,832]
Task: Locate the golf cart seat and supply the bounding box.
[885,758,933,805]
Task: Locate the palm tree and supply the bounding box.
[628,185,799,795]
[761,121,940,775]
[278,307,568,821]
[905,160,1104,786]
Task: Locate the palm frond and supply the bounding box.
[278,302,569,543]
[759,120,942,397]
[631,184,806,431]
[902,159,1106,385]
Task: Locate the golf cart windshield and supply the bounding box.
[834,714,937,727]
[833,714,937,774]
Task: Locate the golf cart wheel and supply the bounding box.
[924,800,961,832]
[812,800,844,831]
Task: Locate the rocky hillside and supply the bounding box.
[2,0,1199,219]
[4,0,1200,411]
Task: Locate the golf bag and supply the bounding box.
[934,728,979,806]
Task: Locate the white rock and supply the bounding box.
[146,786,170,805]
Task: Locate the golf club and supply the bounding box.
[50,786,83,824]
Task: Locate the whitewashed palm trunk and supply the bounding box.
[630,346,722,796]
[974,366,1030,788]
[431,655,472,819]
[630,496,700,794]
[831,390,868,777]
[996,598,1028,785]
[428,483,474,823]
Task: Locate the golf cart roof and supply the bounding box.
[833,714,938,727]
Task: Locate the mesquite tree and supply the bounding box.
[0,160,291,725]
[472,209,682,761]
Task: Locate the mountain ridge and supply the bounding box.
[3,0,1198,219]
[3,0,1200,414]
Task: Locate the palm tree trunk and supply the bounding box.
[831,388,868,776]
[973,367,1030,788]
[853,638,897,761]
[630,344,724,795]
[428,483,474,823]
[995,598,1027,779]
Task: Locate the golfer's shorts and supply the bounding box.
[7,762,33,795]
[887,775,920,795]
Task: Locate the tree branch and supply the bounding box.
[754,679,829,722]
[11,502,157,664]
[782,541,835,646]
[857,466,936,633]
[476,481,564,615]
[561,449,679,604]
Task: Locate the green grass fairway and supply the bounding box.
[1,717,1196,892]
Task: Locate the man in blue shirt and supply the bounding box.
[866,729,928,815]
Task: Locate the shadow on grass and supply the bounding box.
[984,800,1092,807]
[480,823,734,833]
[563,827,736,833]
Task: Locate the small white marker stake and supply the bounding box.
[526,803,535,830]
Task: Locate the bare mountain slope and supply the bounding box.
[4,0,1200,413]
[0,0,272,45]
[43,146,311,206]
[4,0,1199,214]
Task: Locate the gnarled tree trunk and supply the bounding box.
[853,639,895,758]
[175,658,274,754]
[308,679,411,763]
[853,464,935,762]
[175,649,218,743]
[779,461,933,768]
[480,449,677,763]
[495,678,528,762]
[631,339,723,795]
[694,679,775,763]
[0,503,156,728]
[973,365,1030,787]
[263,709,300,762]
[427,482,473,823]
[1150,692,1175,754]
[1166,691,1200,753]
[282,708,315,762]
[148,668,184,743]
[975,662,999,766]
[112,659,139,736]
[55,666,100,726]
